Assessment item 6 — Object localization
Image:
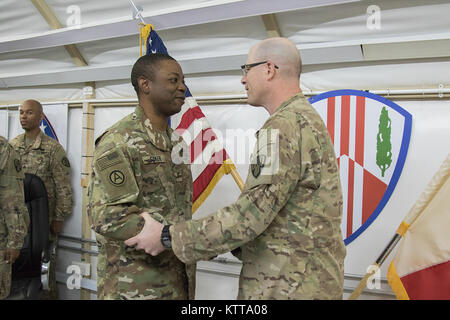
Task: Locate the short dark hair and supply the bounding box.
[131,53,176,95]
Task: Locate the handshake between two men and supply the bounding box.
[125,212,168,256]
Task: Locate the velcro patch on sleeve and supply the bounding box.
[244,128,280,191]
[97,151,122,171]
[94,146,139,203]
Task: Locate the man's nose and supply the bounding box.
[179,82,187,93]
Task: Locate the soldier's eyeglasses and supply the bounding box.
[240,61,279,75]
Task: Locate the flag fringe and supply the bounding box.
[192,163,228,213]
[139,23,153,57]
[387,262,410,300]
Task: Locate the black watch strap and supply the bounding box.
[161,224,172,249]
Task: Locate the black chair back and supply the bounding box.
[7,173,49,299]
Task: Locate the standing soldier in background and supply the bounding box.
[87,53,196,300]
[0,136,29,300]
[126,37,347,300]
[10,99,73,300]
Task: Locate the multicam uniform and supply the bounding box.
[171,93,346,299]
[0,136,29,300]
[10,130,73,299]
[10,131,73,226]
[87,105,196,300]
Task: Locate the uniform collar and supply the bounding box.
[272,92,305,117]
[133,105,173,152]
[255,92,305,138]
[19,130,44,150]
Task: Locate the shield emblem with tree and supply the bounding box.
[309,90,412,245]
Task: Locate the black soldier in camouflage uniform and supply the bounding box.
[88,54,196,300]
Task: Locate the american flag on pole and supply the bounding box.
[144,26,232,213]
[309,90,412,245]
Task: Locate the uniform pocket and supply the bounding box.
[0,175,11,187]
[157,169,175,206]
[172,164,192,214]
[141,159,178,209]
[141,163,164,194]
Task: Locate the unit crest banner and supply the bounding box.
[309,90,412,245]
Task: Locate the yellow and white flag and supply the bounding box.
[387,154,450,299]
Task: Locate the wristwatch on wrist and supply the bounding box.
[161,224,172,249]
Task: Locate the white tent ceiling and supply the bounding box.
[0,0,449,103]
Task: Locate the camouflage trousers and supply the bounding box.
[0,250,11,300]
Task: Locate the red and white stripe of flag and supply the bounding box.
[175,97,230,206]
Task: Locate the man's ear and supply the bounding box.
[266,61,277,81]
[138,76,151,94]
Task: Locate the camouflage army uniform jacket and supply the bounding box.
[10,131,73,224]
[0,136,29,299]
[87,105,196,300]
[172,93,346,299]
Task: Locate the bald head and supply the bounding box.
[22,99,43,114]
[19,99,44,133]
[242,37,303,114]
[249,37,302,79]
